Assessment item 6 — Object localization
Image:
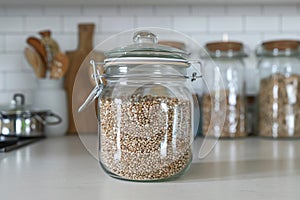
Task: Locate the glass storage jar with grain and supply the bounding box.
[79,31,206,181]
[202,41,247,138]
[256,40,300,138]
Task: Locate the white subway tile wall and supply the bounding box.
[63,17,100,33]
[0,7,6,16]
[0,35,4,52]
[227,5,262,16]
[262,5,298,16]
[44,6,82,16]
[173,17,207,32]
[53,33,78,51]
[209,16,243,32]
[0,5,300,104]
[245,16,280,32]
[0,53,25,71]
[5,72,36,90]
[25,17,62,33]
[136,16,172,28]
[82,6,119,16]
[0,17,23,32]
[120,6,154,16]
[5,35,27,52]
[6,6,44,16]
[155,6,190,16]
[191,6,226,16]
[282,16,300,32]
[102,16,135,32]
[262,32,300,41]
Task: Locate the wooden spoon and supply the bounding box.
[50,52,69,79]
[24,47,46,78]
[39,30,60,68]
[26,37,47,67]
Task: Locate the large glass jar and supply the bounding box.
[257,40,300,138]
[202,41,247,138]
[79,31,203,181]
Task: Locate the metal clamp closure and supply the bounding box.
[78,60,104,112]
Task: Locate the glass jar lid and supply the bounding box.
[204,41,247,58]
[257,40,300,57]
[0,94,48,115]
[104,31,190,67]
[78,31,203,112]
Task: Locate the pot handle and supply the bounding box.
[34,112,62,125]
[13,93,25,106]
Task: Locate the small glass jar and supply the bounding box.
[202,41,247,138]
[79,31,204,181]
[256,40,300,138]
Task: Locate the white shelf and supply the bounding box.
[0,0,299,6]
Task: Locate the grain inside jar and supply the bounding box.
[259,73,300,137]
[99,94,192,181]
[202,90,246,138]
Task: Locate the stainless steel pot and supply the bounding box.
[0,94,62,137]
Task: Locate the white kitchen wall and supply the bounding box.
[0,4,300,104]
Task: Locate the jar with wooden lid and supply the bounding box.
[256,40,300,138]
[202,41,247,138]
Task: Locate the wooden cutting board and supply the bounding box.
[64,23,105,134]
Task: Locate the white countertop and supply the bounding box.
[1,135,300,200]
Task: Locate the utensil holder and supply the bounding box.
[32,78,68,136]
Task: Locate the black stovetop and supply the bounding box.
[0,135,44,152]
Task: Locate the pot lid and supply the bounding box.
[0,94,48,115]
[104,31,190,66]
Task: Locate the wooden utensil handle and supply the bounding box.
[24,47,46,78]
[27,37,47,67]
[78,24,94,51]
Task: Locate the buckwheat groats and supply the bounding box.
[99,94,192,181]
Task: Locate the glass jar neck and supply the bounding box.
[104,64,188,77]
[211,57,244,61]
[208,50,246,58]
[210,57,245,67]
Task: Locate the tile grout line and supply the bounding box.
[242,15,246,34]
[206,15,210,34]
[133,16,137,29]
[98,15,103,33]
[279,14,283,33]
